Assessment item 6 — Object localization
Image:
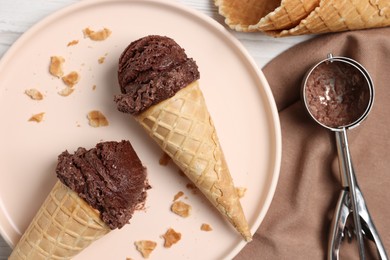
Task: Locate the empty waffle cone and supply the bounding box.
[214,0,281,31]
[276,0,390,36]
[135,81,252,242]
[215,0,390,36]
[250,0,320,31]
[9,181,110,260]
[215,0,319,32]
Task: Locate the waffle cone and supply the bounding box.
[135,81,252,241]
[9,181,110,260]
[215,0,390,36]
[250,0,320,31]
[276,0,390,36]
[214,0,281,31]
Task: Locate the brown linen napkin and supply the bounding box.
[236,28,390,259]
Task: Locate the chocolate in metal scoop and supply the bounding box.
[302,54,388,260]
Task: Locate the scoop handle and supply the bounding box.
[357,187,389,260]
[328,189,349,260]
[335,129,365,259]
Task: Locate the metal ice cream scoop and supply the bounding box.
[302,53,388,260]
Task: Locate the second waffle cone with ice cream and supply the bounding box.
[135,81,252,241]
[9,181,110,260]
[115,35,252,241]
[9,141,149,260]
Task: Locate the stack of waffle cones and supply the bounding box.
[134,81,252,242]
[214,0,390,36]
[9,181,110,260]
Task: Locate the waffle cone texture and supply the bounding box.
[215,0,390,36]
[9,181,110,260]
[135,81,252,241]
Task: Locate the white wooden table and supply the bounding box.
[0,0,310,258]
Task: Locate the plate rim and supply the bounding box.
[0,0,282,258]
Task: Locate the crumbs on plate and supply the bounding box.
[87,110,109,127]
[186,182,199,195]
[236,187,247,198]
[134,240,157,259]
[98,56,105,64]
[83,27,112,41]
[173,191,184,201]
[171,200,191,218]
[49,56,65,78]
[28,112,45,123]
[25,88,43,100]
[62,71,80,87]
[67,40,79,46]
[159,152,171,166]
[58,86,74,97]
[162,228,181,248]
[25,27,113,125]
[98,53,109,64]
[200,223,213,232]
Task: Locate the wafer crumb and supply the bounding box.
[58,86,74,97]
[49,56,65,78]
[159,152,171,166]
[171,201,191,217]
[98,56,105,64]
[134,240,157,258]
[83,27,112,41]
[236,187,247,198]
[186,183,199,194]
[67,40,79,46]
[25,88,43,100]
[87,110,109,127]
[162,228,181,248]
[62,71,80,87]
[173,191,184,201]
[200,223,213,232]
[28,112,45,123]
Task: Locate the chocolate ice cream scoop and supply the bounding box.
[304,59,370,128]
[56,140,149,229]
[115,35,200,115]
[302,55,388,260]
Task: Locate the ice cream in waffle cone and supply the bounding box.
[9,141,149,260]
[114,35,252,241]
[214,0,390,36]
